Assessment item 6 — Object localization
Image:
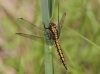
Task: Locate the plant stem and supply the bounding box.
[40,0,55,74]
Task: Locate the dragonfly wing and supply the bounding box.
[58,12,66,38]
[17,18,44,36]
[16,33,44,43]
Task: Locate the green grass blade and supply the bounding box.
[48,0,55,18]
[40,0,55,74]
[67,27,100,50]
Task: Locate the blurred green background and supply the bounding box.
[0,0,100,74]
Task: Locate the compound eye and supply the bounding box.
[54,25,56,28]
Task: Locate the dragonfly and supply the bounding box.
[16,4,67,70]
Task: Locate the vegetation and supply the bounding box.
[0,0,100,74]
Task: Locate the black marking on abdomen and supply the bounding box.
[54,40,67,70]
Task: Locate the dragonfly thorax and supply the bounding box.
[49,22,59,40]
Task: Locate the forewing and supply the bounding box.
[58,12,66,38]
[17,18,44,36]
[16,33,44,43]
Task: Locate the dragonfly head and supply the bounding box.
[49,22,57,28]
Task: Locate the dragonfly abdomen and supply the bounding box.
[54,39,67,70]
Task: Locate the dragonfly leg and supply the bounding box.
[42,22,49,29]
[42,22,51,39]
